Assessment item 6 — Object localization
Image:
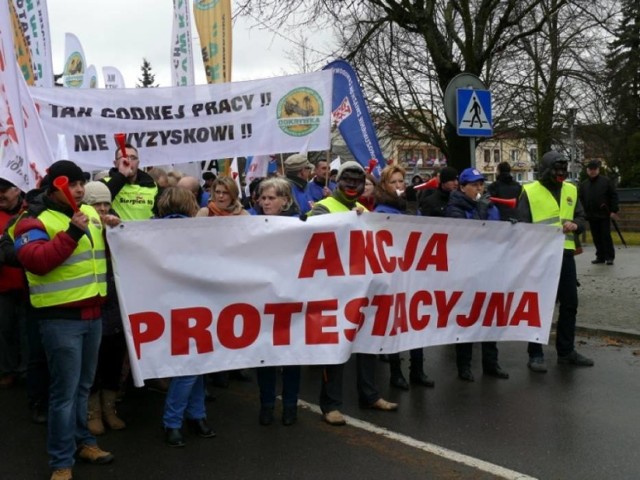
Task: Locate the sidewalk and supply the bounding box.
[573,244,640,340]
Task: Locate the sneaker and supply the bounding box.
[76,444,114,464]
[323,410,346,426]
[282,406,298,426]
[591,258,605,264]
[483,365,510,379]
[527,356,548,373]
[606,260,614,265]
[259,406,274,426]
[557,350,594,367]
[458,367,474,382]
[50,468,73,480]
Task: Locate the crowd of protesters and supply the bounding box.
[0,147,597,480]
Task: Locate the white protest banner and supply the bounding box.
[0,0,53,191]
[29,70,333,168]
[11,0,54,87]
[102,66,125,89]
[171,0,194,87]
[107,214,564,386]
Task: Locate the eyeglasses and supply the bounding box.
[117,155,139,162]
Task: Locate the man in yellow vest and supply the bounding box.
[307,161,398,426]
[518,151,594,373]
[13,160,113,480]
[102,144,158,220]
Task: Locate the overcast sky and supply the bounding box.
[47,0,335,87]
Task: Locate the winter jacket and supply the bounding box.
[445,190,500,221]
[487,173,522,221]
[578,174,619,220]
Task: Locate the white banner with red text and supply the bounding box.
[28,70,332,168]
[107,213,564,386]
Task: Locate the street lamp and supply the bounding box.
[567,107,578,179]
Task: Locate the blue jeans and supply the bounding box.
[40,318,102,469]
[256,366,301,408]
[163,375,206,428]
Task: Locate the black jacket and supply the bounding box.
[418,187,450,217]
[487,173,522,221]
[578,175,619,220]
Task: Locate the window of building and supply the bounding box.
[493,149,501,163]
[510,150,519,163]
[484,150,491,163]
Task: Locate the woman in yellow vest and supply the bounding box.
[13,161,112,480]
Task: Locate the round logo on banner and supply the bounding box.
[194,0,220,10]
[63,52,84,88]
[277,87,324,137]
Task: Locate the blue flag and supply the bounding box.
[322,60,386,173]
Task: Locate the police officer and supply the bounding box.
[13,160,113,480]
[518,151,594,373]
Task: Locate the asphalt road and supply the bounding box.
[2,333,639,480]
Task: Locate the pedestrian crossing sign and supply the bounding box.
[457,89,492,137]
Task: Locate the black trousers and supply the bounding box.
[589,218,615,261]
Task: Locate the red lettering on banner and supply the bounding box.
[416,233,449,271]
[129,312,165,359]
[350,230,383,275]
[435,290,462,327]
[375,230,396,272]
[171,307,214,355]
[306,299,339,344]
[510,292,541,327]
[264,302,304,346]
[483,292,515,327]
[409,290,432,330]
[457,292,488,327]
[397,231,421,271]
[390,292,408,335]
[371,294,393,336]
[343,297,369,341]
[217,303,261,349]
[298,232,345,278]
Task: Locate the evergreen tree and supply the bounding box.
[137,58,158,88]
[606,0,640,186]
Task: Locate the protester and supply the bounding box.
[578,160,619,265]
[445,168,509,382]
[307,161,398,426]
[487,162,522,221]
[358,174,377,211]
[254,178,302,426]
[283,153,314,215]
[0,178,27,390]
[200,171,216,207]
[82,182,127,436]
[305,158,335,202]
[245,178,265,215]
[374,165,434,390]
[157,187,216,447]
[147,167,169,189]
[102,144,158,220]
[418,167,458,217]
[519,151,593,372]
[197,176,248,217]
[12,160,113,480]
[177,175,205,206]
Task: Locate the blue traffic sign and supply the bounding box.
[456,89,492,137]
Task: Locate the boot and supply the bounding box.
[87,392,105,436]
[101,390,126,430]
[389,356,409,390]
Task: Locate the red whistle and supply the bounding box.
[114,133,130,167]
[52,176,79,212]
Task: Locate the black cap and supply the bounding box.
[0,177,16,189]
[47,160,86,188]
[586,160,601,169]
[202,171,216,181]
[439,167,458,184]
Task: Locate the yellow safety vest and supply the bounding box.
[24,205,107,308]
[309,196,368,215]
[104,177,157,221]
[523,181,577,250]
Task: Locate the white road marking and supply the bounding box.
[298,399,537,480]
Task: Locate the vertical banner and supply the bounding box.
[11,0,54,87]
[102,66,126,89]
[322,59,386,171]
[193,0,232,84]
[171,0,195,86]
[0,0,53,191]
[63,32,86,88]
[244,155,270,184]
[9,0,35,85]
[83,64,98,88]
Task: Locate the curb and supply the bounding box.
[576,324,640,343]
